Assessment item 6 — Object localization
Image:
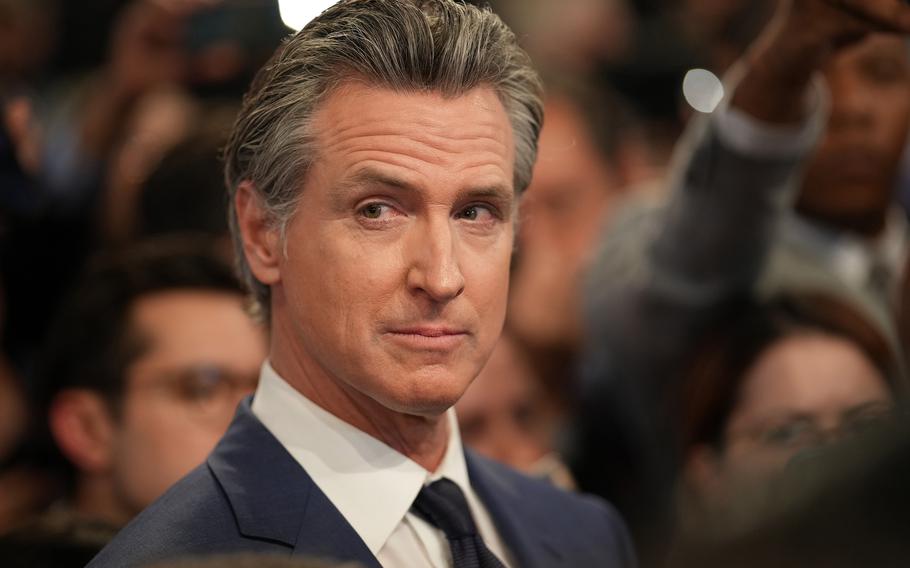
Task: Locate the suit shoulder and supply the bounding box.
[474,452,616,513]
[88,463,283,568]
[469,453,637,566]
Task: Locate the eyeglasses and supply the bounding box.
[128,364,259,419]
[728,404,895,453]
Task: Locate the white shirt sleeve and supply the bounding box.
[713,73,830,160]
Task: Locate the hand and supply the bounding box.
[784,0,910,49]
[731,0,910,123]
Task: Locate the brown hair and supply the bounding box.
[679,293,901,453]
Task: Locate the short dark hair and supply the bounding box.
[36,237,243,406]
[680,293,901,453]
[26,237,244,487]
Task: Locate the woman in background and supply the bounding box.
[677,293,901,530]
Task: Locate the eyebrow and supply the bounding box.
[746,413,811,429]
[333,167,514,205]
[842,401,892,419]
[342,169,413,193]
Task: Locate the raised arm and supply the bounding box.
[572,0,910,560]
[585,0,910,388]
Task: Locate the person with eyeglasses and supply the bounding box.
[676,293,901,536]
[0,237,267,566]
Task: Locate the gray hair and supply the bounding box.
[223,0,544,321]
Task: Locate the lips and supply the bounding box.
[384,325,469,351]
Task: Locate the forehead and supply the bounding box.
[539,97,590,148]
[127,290,263,369]
[829,34,910,74]
[308,81,516,193]
[737,334,887,413]
[533,97,607,181]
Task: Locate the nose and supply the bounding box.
[827,71,875,133]
[406,216,465,303]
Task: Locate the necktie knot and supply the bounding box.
[412,478,478,538]
[410,478,506,568]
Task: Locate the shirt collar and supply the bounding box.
[250,361,469,555]
[780,207,909,289]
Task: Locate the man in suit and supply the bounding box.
[89,1,636,567]
[1,238,266,566]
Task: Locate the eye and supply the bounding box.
[355,200,409,230]
[542,191,577,218]
[177,367,228,403]
[860,55,910,84]
[760,420,816,449]
[360,203,388,219]
[357,201,405,225]
[456,204,497,222]
[458,415,487,442]
[843,403,894,434]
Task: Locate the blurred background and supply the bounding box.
[4,1,910,567]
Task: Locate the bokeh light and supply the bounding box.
[278,0,339,31]
[682,68,724,114]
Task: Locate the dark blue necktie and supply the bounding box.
[411,478,507,568]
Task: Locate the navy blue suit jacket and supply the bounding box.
[88,399,635,567]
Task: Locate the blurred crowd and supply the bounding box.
[3,0,910,566]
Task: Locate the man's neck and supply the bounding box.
[74,475,133,528]
[795,203,889,238]
[269,334,450,472]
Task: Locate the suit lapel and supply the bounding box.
[208,399,381,568]
[209,401,566,567]
[466,450,566,568]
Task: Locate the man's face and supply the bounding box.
[798,35,910,233]
[111,290,267,515]
[509,97,618,350]
[269,83,516,418]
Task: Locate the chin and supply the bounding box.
[373,373,474,418]
[383,389,465,418]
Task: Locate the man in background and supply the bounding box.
[509,83,653,405]
[2,238,266,566]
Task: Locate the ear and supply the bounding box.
[49,390,117,474]
[235,181,282,286]
[682,443,725,503]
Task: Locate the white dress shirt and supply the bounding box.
[250,361,513,568]
[778,206,909,302]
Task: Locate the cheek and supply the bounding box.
[871,86,910,146]
[468,430,497,456]
[467,245,511,318]
[113,402,224,508]
[286,231,403,311]
[884,114,910,160]
[722,444,795,484]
